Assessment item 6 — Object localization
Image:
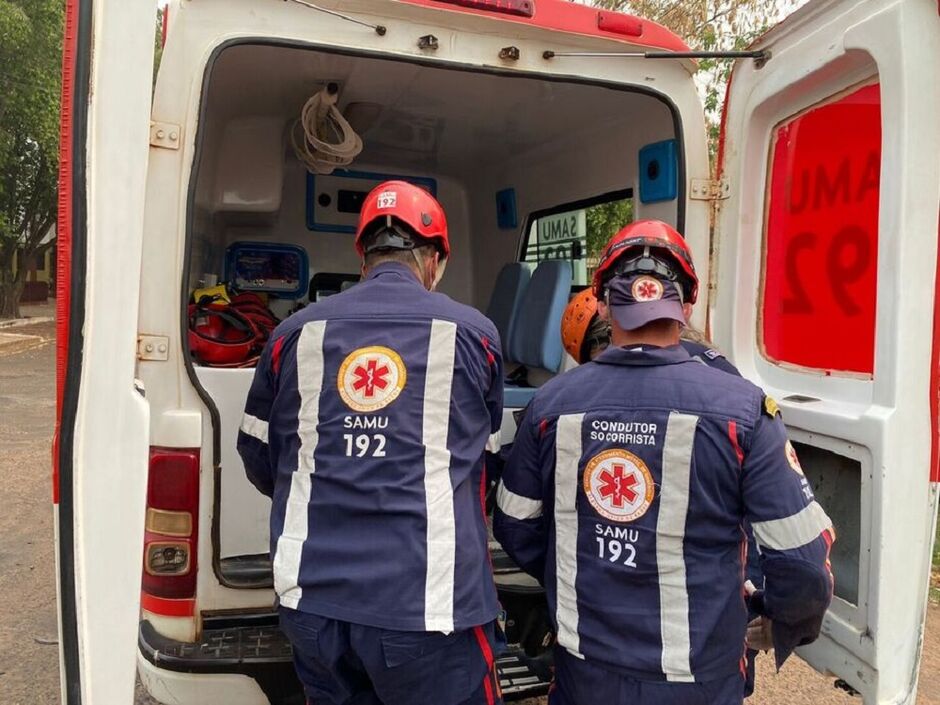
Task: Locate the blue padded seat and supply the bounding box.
[504,385,540,408]
[504,260,572,407]
[485,263,532,361]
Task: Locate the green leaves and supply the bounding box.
[0,0,63,317]
[593,1,799,163]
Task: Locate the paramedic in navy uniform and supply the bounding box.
[238,181,505,705]
[494,221,835,705]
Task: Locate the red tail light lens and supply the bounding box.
[142,448,199,600]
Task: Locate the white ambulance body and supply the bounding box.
[53,0,939,703]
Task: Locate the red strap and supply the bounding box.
[271,336,285,375]
[473,625,496,705]
[728,420,744,467]
[481,336,496,366]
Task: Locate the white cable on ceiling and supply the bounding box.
[290,84,363,174]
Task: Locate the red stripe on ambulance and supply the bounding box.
[51,0,80,505]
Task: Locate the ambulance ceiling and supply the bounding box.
[204,44,670,175]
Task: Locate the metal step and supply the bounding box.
[140,616,551,702]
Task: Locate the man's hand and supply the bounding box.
[747,616,774,652]
[744,579,774,652]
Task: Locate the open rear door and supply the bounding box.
[55,0,156,702]
[711,0,940,702]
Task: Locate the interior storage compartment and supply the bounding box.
[184,42,679,575]
[793,441,862,606]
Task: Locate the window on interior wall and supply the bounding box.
[522,189,634,287]
[760,81,881,376]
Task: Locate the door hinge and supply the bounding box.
[690,177,730,201]
[138,334,170,361]
[150,121,181,150]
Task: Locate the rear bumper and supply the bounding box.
[138,615,303,705]
[138,610,550,703]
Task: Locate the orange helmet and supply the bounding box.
[592,220,697,303]
[561,289,605,364]
[355,180,450,259]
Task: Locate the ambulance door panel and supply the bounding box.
[196,368,270,558]
[714,1,940,702]
[58,0,157,703]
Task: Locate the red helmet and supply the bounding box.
[188,303,261,366]
[355,180,449,259]
[592,220,698,303]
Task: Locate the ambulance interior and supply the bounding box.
[183,42,683,586]
[183,41,862,621]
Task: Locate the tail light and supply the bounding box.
[142,448,199,601]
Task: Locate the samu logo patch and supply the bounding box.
[583,449,655,523]
[338,346,406,413]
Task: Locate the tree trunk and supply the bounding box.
[0,260,23,319]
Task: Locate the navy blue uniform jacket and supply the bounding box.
[494,344,833,682]
[238,262,504,633]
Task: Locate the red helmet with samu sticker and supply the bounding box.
[355,180,450,259]
[591,220,698,303]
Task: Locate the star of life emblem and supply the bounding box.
[377,191,397,209]
[631,275,664,302]
[338,346,406,412]
[583,449,655,523]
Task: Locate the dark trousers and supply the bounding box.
[548,646,746,705]
[279,608,504,705]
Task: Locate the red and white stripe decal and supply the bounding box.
[160,4,169,48]
[52,0,80,506]
[931,207,940,484]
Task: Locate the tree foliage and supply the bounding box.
[585,197,633,259]
[0,0,63,318]
[595,0,788,158]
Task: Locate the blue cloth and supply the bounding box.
[494,344,833,685]
[239,262,504,631]
[280,608,505,705]
[549,645,746,705]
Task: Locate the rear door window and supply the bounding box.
[760,82,881,375]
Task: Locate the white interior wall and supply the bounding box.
[190,44,679,313]
[218,159,475,305]
[466,95,677,310]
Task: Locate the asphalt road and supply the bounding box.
[0,317,937,704]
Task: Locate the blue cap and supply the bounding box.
[607,274,685,331]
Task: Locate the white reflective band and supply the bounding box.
[657,412,698,683]
[752,501,833,551]
[273,320,326,609]
[486,431,501,454]
[496,482,543,520]
[554,413,585,657]
[423,320,458,633]
[239,413,269,444]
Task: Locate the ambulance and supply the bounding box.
[52,0,940,702]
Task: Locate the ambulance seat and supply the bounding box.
[485,262,533,360]
[504,260,572,408]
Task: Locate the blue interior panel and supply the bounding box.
[639,139,678,204]
[496,188,518,229]
[306,169,437,233]
[224,242,309,298]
